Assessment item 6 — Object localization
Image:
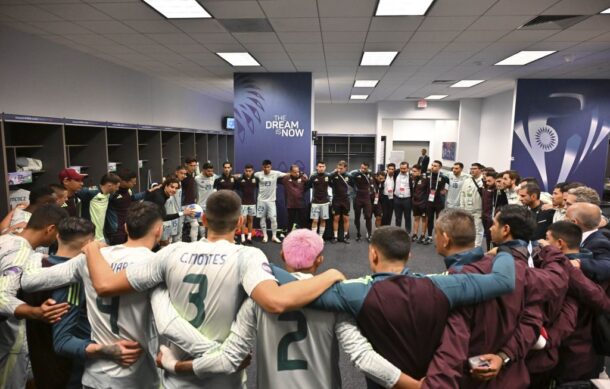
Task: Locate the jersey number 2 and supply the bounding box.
[277,311,308,371]
[96,297,120,334]
[183,273,208,327]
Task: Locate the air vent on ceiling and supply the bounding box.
[431,80,456,84]
[218,18,274,33]
[519,15,587,30]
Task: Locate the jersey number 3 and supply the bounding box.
[277,311,308,371]
[183,273,208,327]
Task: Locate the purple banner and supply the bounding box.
[511,79,610,194]
[233,73,312,174]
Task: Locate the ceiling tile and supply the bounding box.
[429,0,496,16]
[485,0,559,16]
[363,41,405,51]
[545,28,606,42]
[35,21,91,34]
[455,29,508,42]
[410,30,461,42]
[90,2,161,20]
[541,0,610,15]
[366,30,413,43]
[318,0,376,17]
[170,19,226,33]
[278,31,322,43]
[0,5,61,21]
[369,16,423,31]
[127,20,181,34]
[468,15,532,30]
[188,32,238,44]
[104,33,157,46]
[497,29,560,42]
[419,16,478,31]
[39,3,112,21]
[323,30,367,43]
[569,15,610,31]
[242,42,287,52]
[202,42,245,51]
[79,20,135,34]
[259,0,318,18]
[233,32,279,43]
[204,1,265,19]
[147,33,198,45]
[268,17,319,32]
[320,17,370,32]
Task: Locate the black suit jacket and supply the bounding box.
[417,155,430,172]
[580,230,610,282]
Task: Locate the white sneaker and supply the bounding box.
[262,235,268,243]
[272,236,282,244]
[241,235,246,243]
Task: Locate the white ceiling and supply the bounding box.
[1,0,609,103]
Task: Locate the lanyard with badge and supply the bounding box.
[385,175,394,198]
[428,174,441,203]
[398,174,409,196]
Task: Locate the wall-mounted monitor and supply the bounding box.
[223,117,235,130]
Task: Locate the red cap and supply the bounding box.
[59,168,85,182]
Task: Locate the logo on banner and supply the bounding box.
[266,115,305,137]
[514,92,610,190]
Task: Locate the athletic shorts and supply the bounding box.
[310,203,330,220]
[373,203,382,218]
[241,204,256,217]
[257,201,277,219]
[332,199,350,215]
[412,203,427,217]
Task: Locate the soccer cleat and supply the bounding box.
[411,234,418,242]
[246,238,253,245]
[343,235,351,244]
[331,237,338,244]
[424,236,433,245]
[272,236,282,244]
[262,235,268,243]
[417,235,425,244]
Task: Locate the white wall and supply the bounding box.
[314,103,377,135]
[392,119,459,165]
[0,25,232,130]
[457,99,483,167]
[478,89,516,171]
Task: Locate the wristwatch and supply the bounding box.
[496,351,511,366]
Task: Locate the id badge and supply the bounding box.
[374,194,379,205]
[428,189,436,202]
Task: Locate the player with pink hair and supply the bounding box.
[281,228,324,271]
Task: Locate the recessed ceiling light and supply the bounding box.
[360,51,398,66]
[217,52,260,67]
[351,95,369,100]
[451,80,485,88]
[425,95,448,100]
[376,0,435,16]
[354,80,379,88]
[495,50,556,66]
[601,7,610,13]
[143,0,211,19]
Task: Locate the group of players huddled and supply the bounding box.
[1,151,610,389]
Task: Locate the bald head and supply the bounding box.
[566,202,602,231]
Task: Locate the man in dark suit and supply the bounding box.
[566,202,610,282]
[416,149,430,175]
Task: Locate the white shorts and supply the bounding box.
[257,201,277,219]
[241,204,256,217]
[310,202,330,220]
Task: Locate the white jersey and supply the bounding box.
[446,173,469,208]
[126,239,276,389]
[459,175,483,214]
[75,246,159,389]
[8,208,31,234]
[505,187,520,205]
[191,273,401,389]
[195,174,217,209]
[254,170,285,202]
[0,235,39,360]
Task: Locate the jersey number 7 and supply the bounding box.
[96,297,120,334]
[277,311,308,371]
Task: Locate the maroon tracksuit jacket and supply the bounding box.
[423,244,567,389]
[357,275,451,380]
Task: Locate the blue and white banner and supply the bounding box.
[511,79,610,194]
[233,73,313,174]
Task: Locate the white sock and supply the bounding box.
[334,231,338,238]
[319,227,325,237]
[248,232,252,239]
[241,234,245,242]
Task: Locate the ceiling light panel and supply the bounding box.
[495,50,556,66]
[217,52,260,66]
[143,0,212,19]
[451,80,485,88]
[376,0,435,16]
[425,94,448,100]
[354,80,379,87]
[360,51,398,66]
